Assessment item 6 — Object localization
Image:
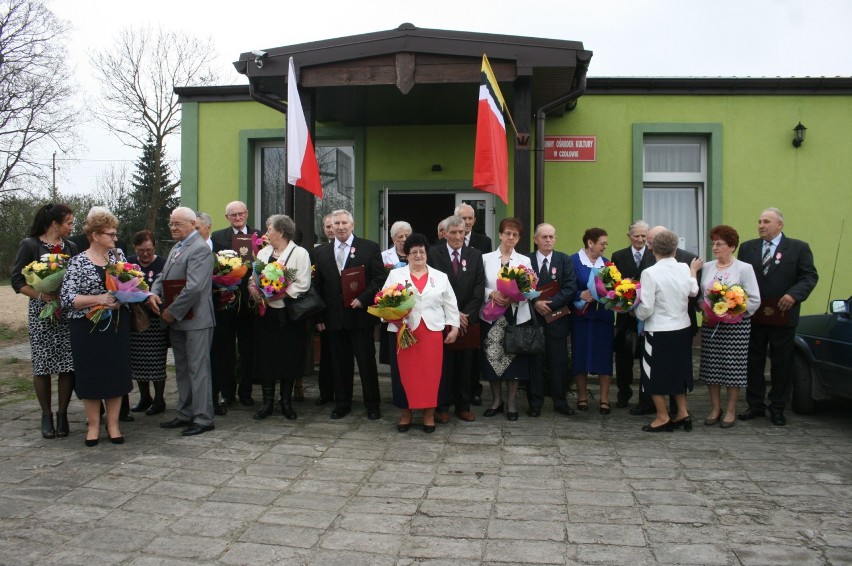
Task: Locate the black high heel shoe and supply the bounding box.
[41,413,56,439]
[131,398,153,413]
[145,401,166,416]
[642,420,673,433]
[55,413,69,437]
[422,423,436,433]
[483,403,504,417]
[671,416,693,431]
[107,434,125,445]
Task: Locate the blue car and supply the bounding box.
[792,297,852,414]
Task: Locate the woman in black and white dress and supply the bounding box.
[126,230,169,416]
[698,225,760,428]
[11,204,78,439]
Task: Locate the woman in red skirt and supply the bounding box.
[385,234,460,433]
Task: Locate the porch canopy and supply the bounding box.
[231,23,592,247]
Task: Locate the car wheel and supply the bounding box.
[791,353,816,414]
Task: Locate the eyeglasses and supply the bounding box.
[407,249,427,256]
[226,211,248,218]
[100,232,118,238]
[168,221,189,228]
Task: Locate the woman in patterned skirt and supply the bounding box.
[698,225,761,428]
[11,204,78,439]
[126,230,169,416]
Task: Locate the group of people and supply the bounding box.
[11,199,817,443]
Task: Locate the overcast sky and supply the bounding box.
[47,0,852,195]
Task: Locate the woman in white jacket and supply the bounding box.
[384,234,459,433]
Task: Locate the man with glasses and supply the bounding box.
[210,201,259,411]
[149,207,216,436]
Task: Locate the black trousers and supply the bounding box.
[438,348,475,412]
[211,308,254,401]
[327,326,381,411]
[529,332,570,410]
[614,318,640,403]
[746,324,794,411]
[316,331,335,401]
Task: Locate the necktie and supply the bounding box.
[540,257,549,280]
[464,236,470,247]
[762,241,772,275]
[336,242,348,272]
[452,250,460,275]
[634,250,642,267]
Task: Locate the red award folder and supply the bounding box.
[445,323,481,350]
[162,279,194,320]
[341,265,366,307]
[231,233,253,262]
[544,307,570,324]
[537,280,560,301]
[751,298,790,326]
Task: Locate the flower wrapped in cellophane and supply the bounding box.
[701,280,748,327]
[21,252,70,321]
[87,261,151,330]
[383,260,407,275]
[587,262,641,312]
[368,282,417,350]
[480,264,540,323]
[212,250,249,310]
[251,258,297,316]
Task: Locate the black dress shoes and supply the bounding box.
[471,394,482,406]
[642,420,673,432]
[483,403,504,417]
[55,413,69,437]
[506,412,519,421]
[41,413,56,439]
[160,418,192,429]
[554,405,576,416]
[737,407,766,421]
[629,406,656,416]
[527,408,541,418]
[131,399,153,413]
[367,410,382,421]
[330,407,351,419]
[671,416,693,431]
[314,396,333,406]
[108,434,125,445]
[214,405,228,416]
[119,413,135,423]
[239,396,255,407]
[615,399,630,409]
[220,396,235,408]
[85,437,99,447]
[146,401,166,416]
[181,424,214,436]
[422,424,436,433]
[397,421,411,432]
[768,408,787,426]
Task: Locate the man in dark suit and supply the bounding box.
[456,203,492,253]
[313,209,385,420]
[311,213,337,406]
[610,221,653,409]
[737,207,818,426]
[210,201,259,411]
[428,215,485,422]
[630,225,701,415]
[528,223,577,417]
[149,207,217,436]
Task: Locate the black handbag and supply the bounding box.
[284,286,326,321]
[503,310,546,354]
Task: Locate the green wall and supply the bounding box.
[185,93,852,315]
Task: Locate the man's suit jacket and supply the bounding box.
[151,234,215,331]
[468,232,492,254]
[529,250,577,338]
[738,234,818,327]
[428,244,485,321]
[382,266,460,332]
[210,226,259,254]
[611,246,655,330]
[312,236,385,331]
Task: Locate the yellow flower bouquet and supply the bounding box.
[368,282,417,350]
[21,252,70,321]
[701,280,748,327]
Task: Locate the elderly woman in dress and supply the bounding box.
[384,233,459,432]
[379,221,412,364]
[481,217,533,421]
[570,227,614,414]
[699,225,761,428]
[248,214,311,421]
[635,230,702,432]
[11,204,78,439]
[60,208,133,446]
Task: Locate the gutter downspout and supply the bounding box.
[533,58,590,228]
[248,79,288,115]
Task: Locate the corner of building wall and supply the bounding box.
[180,102,200,210]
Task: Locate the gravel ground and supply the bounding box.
[0,285,28,330]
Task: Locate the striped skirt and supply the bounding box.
[641,327,693,396]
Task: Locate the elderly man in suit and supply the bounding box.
[210,200,259,410]
[149,207,216,436]
[428,215,485,422]
[456,203,492,253]
[611,220,653,409]
[313,209,386,420]
[737,207,818,426]
[528,223,577,417]
[630,225,701,416]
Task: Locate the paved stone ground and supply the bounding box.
[1,345,851,565]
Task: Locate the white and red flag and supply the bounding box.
[287,57,322,197]
[472,54,508,205]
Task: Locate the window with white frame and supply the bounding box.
[642,137,707,256]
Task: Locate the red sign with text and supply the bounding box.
[544,136,596,162]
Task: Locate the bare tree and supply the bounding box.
[92,162,130,212]
[0,0,79,194]
[89,26,220,233]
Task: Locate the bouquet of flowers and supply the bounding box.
[480,264,540,323]
[588,262,641,312]
[367,281,417,350]
[251,233,269,256]
[701,280,748,327]
[212,250,249,309]
[87,261,152,330]
[251,258,297,316]
[21,252,70,321]
[383,260,407,275]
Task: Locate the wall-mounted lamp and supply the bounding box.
[792,122,807,148]
[431,164,443,172]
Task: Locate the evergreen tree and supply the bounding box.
[118,138,179,249]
